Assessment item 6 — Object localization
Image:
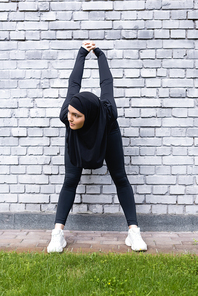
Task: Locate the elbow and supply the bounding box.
[59,108,67,124]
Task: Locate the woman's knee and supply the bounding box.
[62,172,81,189]
[111,170,129,188]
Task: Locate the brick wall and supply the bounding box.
[0,0,198,216]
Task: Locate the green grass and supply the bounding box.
[0,251,198,296]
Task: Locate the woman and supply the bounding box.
[47,41,147,253]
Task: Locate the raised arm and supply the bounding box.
[59,47,89,124]
[94,47,117,120]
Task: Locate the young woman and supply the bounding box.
[47,41,147,253]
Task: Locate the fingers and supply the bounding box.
[82,41,96,52]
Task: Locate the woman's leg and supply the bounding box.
[55,141,82,228]
[47,140,82,253]
[105,123,138,227]
[105,123,147,251]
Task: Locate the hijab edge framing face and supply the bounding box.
[67,104,85,130]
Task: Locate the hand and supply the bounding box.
[82,41,96,52]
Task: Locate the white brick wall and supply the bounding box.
[0,0,197,215]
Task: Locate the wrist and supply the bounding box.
[80,46,90,56]
[93,47,102,57]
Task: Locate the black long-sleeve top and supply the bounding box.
[60,47,117,125]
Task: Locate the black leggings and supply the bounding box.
[55,122,138,227]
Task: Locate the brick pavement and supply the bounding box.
[0,230,198,254]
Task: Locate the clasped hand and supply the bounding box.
[82,41,96,52]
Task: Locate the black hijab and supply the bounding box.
[66,91,109,169]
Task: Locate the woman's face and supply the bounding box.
[68,105,85,130]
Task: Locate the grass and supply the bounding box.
[0,251,198,296]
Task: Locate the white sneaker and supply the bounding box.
[47,229,67,253]
[125,227,147,251]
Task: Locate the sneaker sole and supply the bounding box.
[125,236,147,252]
[47,240,67,253]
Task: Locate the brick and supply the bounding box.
[82,195,112,204]
[86,186,100,194]
[168,205,184,215]
[18,194,49,203]
[140,147,155,155]
[0,204,9,212]
[82,2,113,11]
[162,0,193,9]
[188,30,198,39]
[172,11,186,20]
[38,2,49,12]
[178,196,194,204]
[26,204,41,212]
[163,137,193,146]
[0,194,17,203]
[136,205,151,214]
[0,2,16,11]
[104,205,120,213]
[72,204,87,214]
[26,31,40,40]
[73,11,88,20]
[89,205,103,214]
[73,30,89,40]
[131,118,161,127]
[49,21,80,30]
[152,205,167,214]
[163,40,194,48]
[163,59,193,68]
[172,147,187,156]
[146,175,176,185]
[81,176,111,185]
[102,185,116,194]
[12,128,27,137]
[106,11,121,20]
[137,185,152,194]
[138,30,153,39]
[138,11,153,19]
[114,1,145,10]
[163,99,194,108]
[187,129,198,137]
[163,156,193,165]
[163,118,193,127]
[172,166,187,175]
[141,69,156,77]
[19,2,37,11]
[185,206,198,215]
[188,147,198,156]
[186,186,198,195]
[154,11,170,19]
[0,156,18,164]
[140,166,155,175]
[51,2,81,11]
[170,186,185,195]
[146,195,176,204]
[147,40,163,49]
[132,156,161,165]
[19,156,50,165]
[188,11,198,19]
[171,30,185,39]
[105,30,121,40]
[153,186,168,195]
[82,21,112,30]
[114,20,144,30]
[140,128,155,137]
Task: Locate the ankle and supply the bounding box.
[129,225,138,230]
[55,223,64,230]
